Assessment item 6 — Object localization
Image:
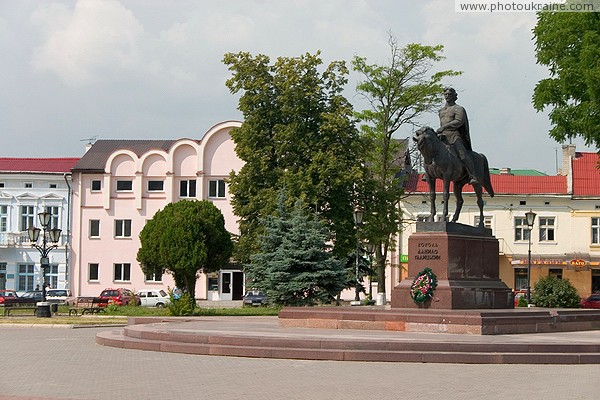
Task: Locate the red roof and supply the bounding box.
[572,152,600,196]
[0,158,80,173]
[405,151,599,196]
[408,174,568,195]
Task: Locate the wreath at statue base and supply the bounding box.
[410,267,438,304]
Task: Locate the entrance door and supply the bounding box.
[219,270,245,301]
[220,271,232,301]
[232,271,244,300]
[592,269,600,293]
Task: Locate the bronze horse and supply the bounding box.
[413,126,494,226]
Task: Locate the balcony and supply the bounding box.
[0,232,65,248]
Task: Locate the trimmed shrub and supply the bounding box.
[530,275,580,308]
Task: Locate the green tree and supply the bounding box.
[531,275,580,308]
[352,36,461,298]
[532,10,600,148]
[137,200,233,302]
[223,51,361,264]
[247,196,347,306]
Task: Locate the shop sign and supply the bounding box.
[400,254,409,263]
[567,259,589,271]
[511,258,565,265]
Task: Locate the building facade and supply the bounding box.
[0,158,78,293]
[70,121,244,300]
[394,145,600,299]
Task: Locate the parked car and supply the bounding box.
[513,290,527,307]
[46,289,73,305]
[0,290,19,306]
[136,289,170,308]
[98,288,140,306]
[580,294,600,309]
[18,290,44,304]
[242,290,268,306]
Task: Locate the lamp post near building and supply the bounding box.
[27,209,61,317]
[525,209,536,304]
[353,208,364,302]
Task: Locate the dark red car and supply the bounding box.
[0,290,18,306]
[98,288,140,306]
[580,294,600,309]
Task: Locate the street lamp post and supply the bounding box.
[353,208,364,302]
[365,242,375,300]
[525,209,536,304]
[27,209,61,317]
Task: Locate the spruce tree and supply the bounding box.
[247,197,346,306]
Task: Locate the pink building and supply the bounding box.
[70,121,244,300]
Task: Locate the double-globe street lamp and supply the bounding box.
[525,209,536,304]
[353,208,364,302]
[27,209,62,317]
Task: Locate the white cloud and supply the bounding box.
[31,0,147,85]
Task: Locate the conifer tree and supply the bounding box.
[247,196,346,306]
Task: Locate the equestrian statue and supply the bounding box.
[413,88,494,227]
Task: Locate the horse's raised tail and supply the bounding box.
[482,154,494,197]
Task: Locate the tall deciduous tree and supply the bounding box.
[223,51,361,264]
[137,200,233,302]
[247,195,347,306]
[532,10,600,149]
[352,36,461,299]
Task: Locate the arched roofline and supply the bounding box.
[105,150,138,174]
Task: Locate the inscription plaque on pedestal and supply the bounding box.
[391,222,513,309]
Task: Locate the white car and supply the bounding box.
[136,289,170,308]
[46,289,73,304]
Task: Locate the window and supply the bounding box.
[20,206,35,231]
[91,180,102,191]
[592,218,600,244]
[514,217,531,241]
[514,268,527,290]
[24,183,32,188]
[549,268,562,280]
[89,263,99,281]
[116,180,133,191]
[114,263,131,282]
[147,180,164,192]
[49,183,57,189]
[89,220,100,238]
[0,205,7,232]
[180,180,196,198]
[208,277,219,291]
[474,216,492,230]
[47,264,58,288]
[17,264,35,291]
[208,179,226,198]
[538,217,555,241]
[145,266,163,282]
[0,182,4,188]
[46,206,60,230]
[115,219,132,238]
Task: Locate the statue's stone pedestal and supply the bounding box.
[391,222,513,309]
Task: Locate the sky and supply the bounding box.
[0,0,596,175]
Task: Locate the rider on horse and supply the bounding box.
[436,87,478,185]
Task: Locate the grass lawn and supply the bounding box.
[0,304,281,325]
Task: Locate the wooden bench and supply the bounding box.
[2,305,38,316]
[68,297,108,316]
